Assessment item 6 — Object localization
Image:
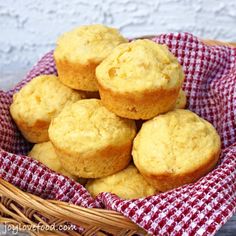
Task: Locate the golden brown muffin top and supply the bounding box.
[54,24,127,65]
[10,75,82,127]
[132,109,221,175]
[49,99,136,154]
[96,39,184,92]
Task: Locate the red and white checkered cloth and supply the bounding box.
[0,33,235,235]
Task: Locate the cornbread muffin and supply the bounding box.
[10,75,82,143]
[175,89,187,109]
[49,99,136,178]
[86,165,156,199]
[28,142,76,179]
[54,24,127,91]
[132,109,221,192]
[96,39,184,119]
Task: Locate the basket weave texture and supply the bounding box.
[0,33,236,236]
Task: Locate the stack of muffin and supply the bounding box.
[10,24,221,200]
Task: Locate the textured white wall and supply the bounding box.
[0,0,236,90]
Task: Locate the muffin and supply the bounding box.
[96,39,184,119]
[175,89,187,109]
[10,75,82,143]
[86,165,156,199]
[49,99,136,178]
[132,109,221,192]
[54,24,128,91]
[28,142,76,179]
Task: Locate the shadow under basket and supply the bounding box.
[0,37,236,236]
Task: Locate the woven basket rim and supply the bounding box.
[0,37,235,236]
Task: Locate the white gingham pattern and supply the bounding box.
[0,33,235,235]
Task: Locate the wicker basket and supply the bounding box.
[0,38,235,236]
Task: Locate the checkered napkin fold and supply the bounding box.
[0,33,235,236]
